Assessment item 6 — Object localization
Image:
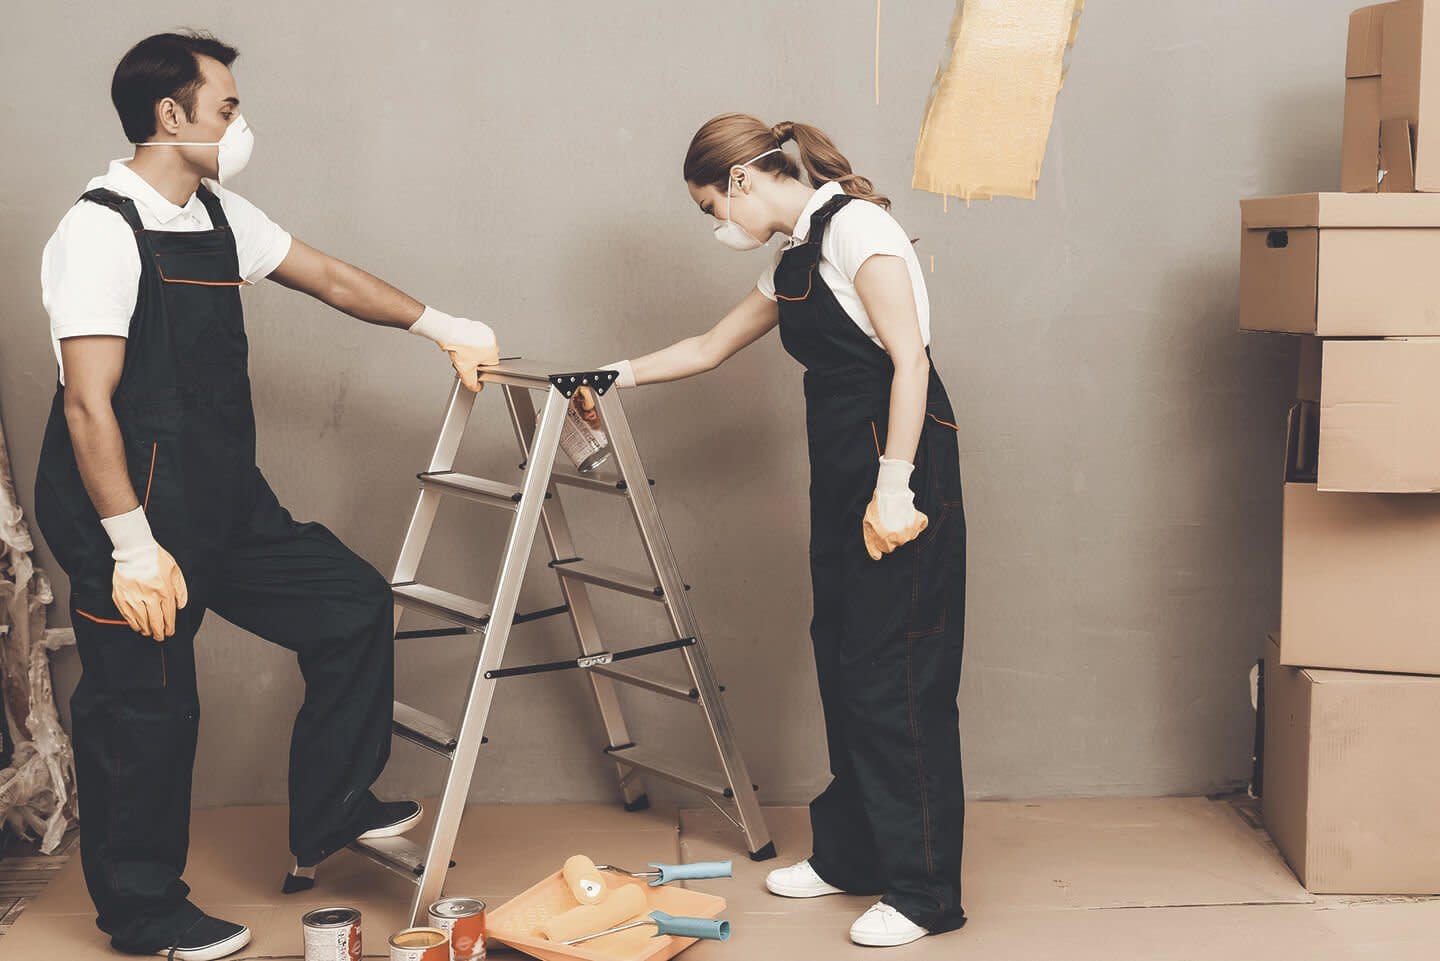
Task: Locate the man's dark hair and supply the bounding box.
[111,31,240,144]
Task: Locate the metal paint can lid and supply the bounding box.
[303,907,362,928]
[429,897,486,918]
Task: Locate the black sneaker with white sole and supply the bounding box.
[282,798,425,893]
[153,914,251,961]
[357,798,423,839]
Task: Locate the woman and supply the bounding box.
[593,113,966,946]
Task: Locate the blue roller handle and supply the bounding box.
[648,911,731,941]
[648,860,733,885]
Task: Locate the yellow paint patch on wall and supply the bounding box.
[913,0,1084,202]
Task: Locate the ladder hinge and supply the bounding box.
[549,369,620,398]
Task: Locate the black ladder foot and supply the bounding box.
[749,841,777,862]
[624,793,651,812]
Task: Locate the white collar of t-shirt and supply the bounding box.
[86,158,220,229]
[781,181,846,249]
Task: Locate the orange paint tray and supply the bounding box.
[488,870,728,961]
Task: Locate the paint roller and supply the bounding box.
[562,854,607,904]
[594,860,733,886]
[563,911,731,947]
[539,883,648,942]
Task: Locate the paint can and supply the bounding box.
[561,403,612,474]
[302,906,362,961]
[428,897,487,961]
[389,926,450,961]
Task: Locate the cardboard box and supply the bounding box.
[1239,192,1440,334]
[1296,335,1322,402]
[1317,337,1440,491]
[1343,77,1383,192]
[1344,4,1394,191]
[1280,481,1440,673]
[1379,0,1440,191]
[1262,633,1440,894]
[1381,116,1418,190]
[1348,3,1392,78]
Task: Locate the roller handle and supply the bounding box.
[648,911,731,941]
[647,860,733,885]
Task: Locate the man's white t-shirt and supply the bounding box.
[40,159,293,385]
[755,180,930,348]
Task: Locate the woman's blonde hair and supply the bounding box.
[683,113,890,209]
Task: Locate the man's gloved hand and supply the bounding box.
[102,506,189,641]
[573,360,635,426]
[409,306,500,392]
[862,457,929,561]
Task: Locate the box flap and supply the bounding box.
[1241,191,1440,227]
[1380,118,1418,190]
[1348,3,1394,78]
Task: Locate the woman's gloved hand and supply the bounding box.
[862,458,929,561]
[102,506,189,641]
[409,306,500,392]
[573,361,635,426]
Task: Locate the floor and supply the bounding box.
[0,793,1435,960]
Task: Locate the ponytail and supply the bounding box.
[684,113,890,209]
[769,121,890,209]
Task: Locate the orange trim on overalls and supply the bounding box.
[75,608,129,626]
[143,442,157,510]
[153,255,245,287]
[926,412,960,431]
[870,420,882,457]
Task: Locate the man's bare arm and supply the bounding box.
[59,335,141,516]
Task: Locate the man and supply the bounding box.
[33,31,497,961]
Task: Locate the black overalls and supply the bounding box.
[774,194,967,934]
[33,186,397,954]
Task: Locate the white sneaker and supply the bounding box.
[849,902,928,947]
[764,859,845,898]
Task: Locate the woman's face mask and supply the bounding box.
[133,114,255,184]
[713,147,783,251]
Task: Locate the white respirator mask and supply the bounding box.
[713,146,784,251]
[134,114,254,184]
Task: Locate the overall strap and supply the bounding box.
[805,193,854,245]
[194,183,230,229]
[77,188,145,233]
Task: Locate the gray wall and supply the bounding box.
[0,0,1336,808]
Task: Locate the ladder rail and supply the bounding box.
[594,387,771,855]
[409,385,569,921]
[503,385,646,808]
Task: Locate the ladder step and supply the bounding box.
[393,701,457,756]
[392,583,492,630]
[605,745,733,799]
[548,469,630,496]
[551,560,667,601]
[590,666,699,702]
[419,471,534,509]
[348,836,426,882]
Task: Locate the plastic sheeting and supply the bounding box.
[913,0,1085,202]
[0,408,77,854]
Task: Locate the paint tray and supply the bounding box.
[488,870,727,961]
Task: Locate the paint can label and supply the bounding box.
[302,907,362,961]
[428,897,487,961]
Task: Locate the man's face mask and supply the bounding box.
[713,146,783,251]
[134,114,254,184]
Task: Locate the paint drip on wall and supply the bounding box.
[912,0,1084,202]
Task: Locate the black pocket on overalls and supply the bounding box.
[907,416,964,636]
[73,600,169,691]
[121,399,189,542]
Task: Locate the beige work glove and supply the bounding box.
[409,306,500,392]
[102,507,189,641]
[862,458,929,561]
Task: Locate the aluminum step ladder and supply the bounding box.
[334,359,774,923]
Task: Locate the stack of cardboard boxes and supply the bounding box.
[1240,0,1440,895]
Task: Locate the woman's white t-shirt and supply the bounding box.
[755,180,930,348]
